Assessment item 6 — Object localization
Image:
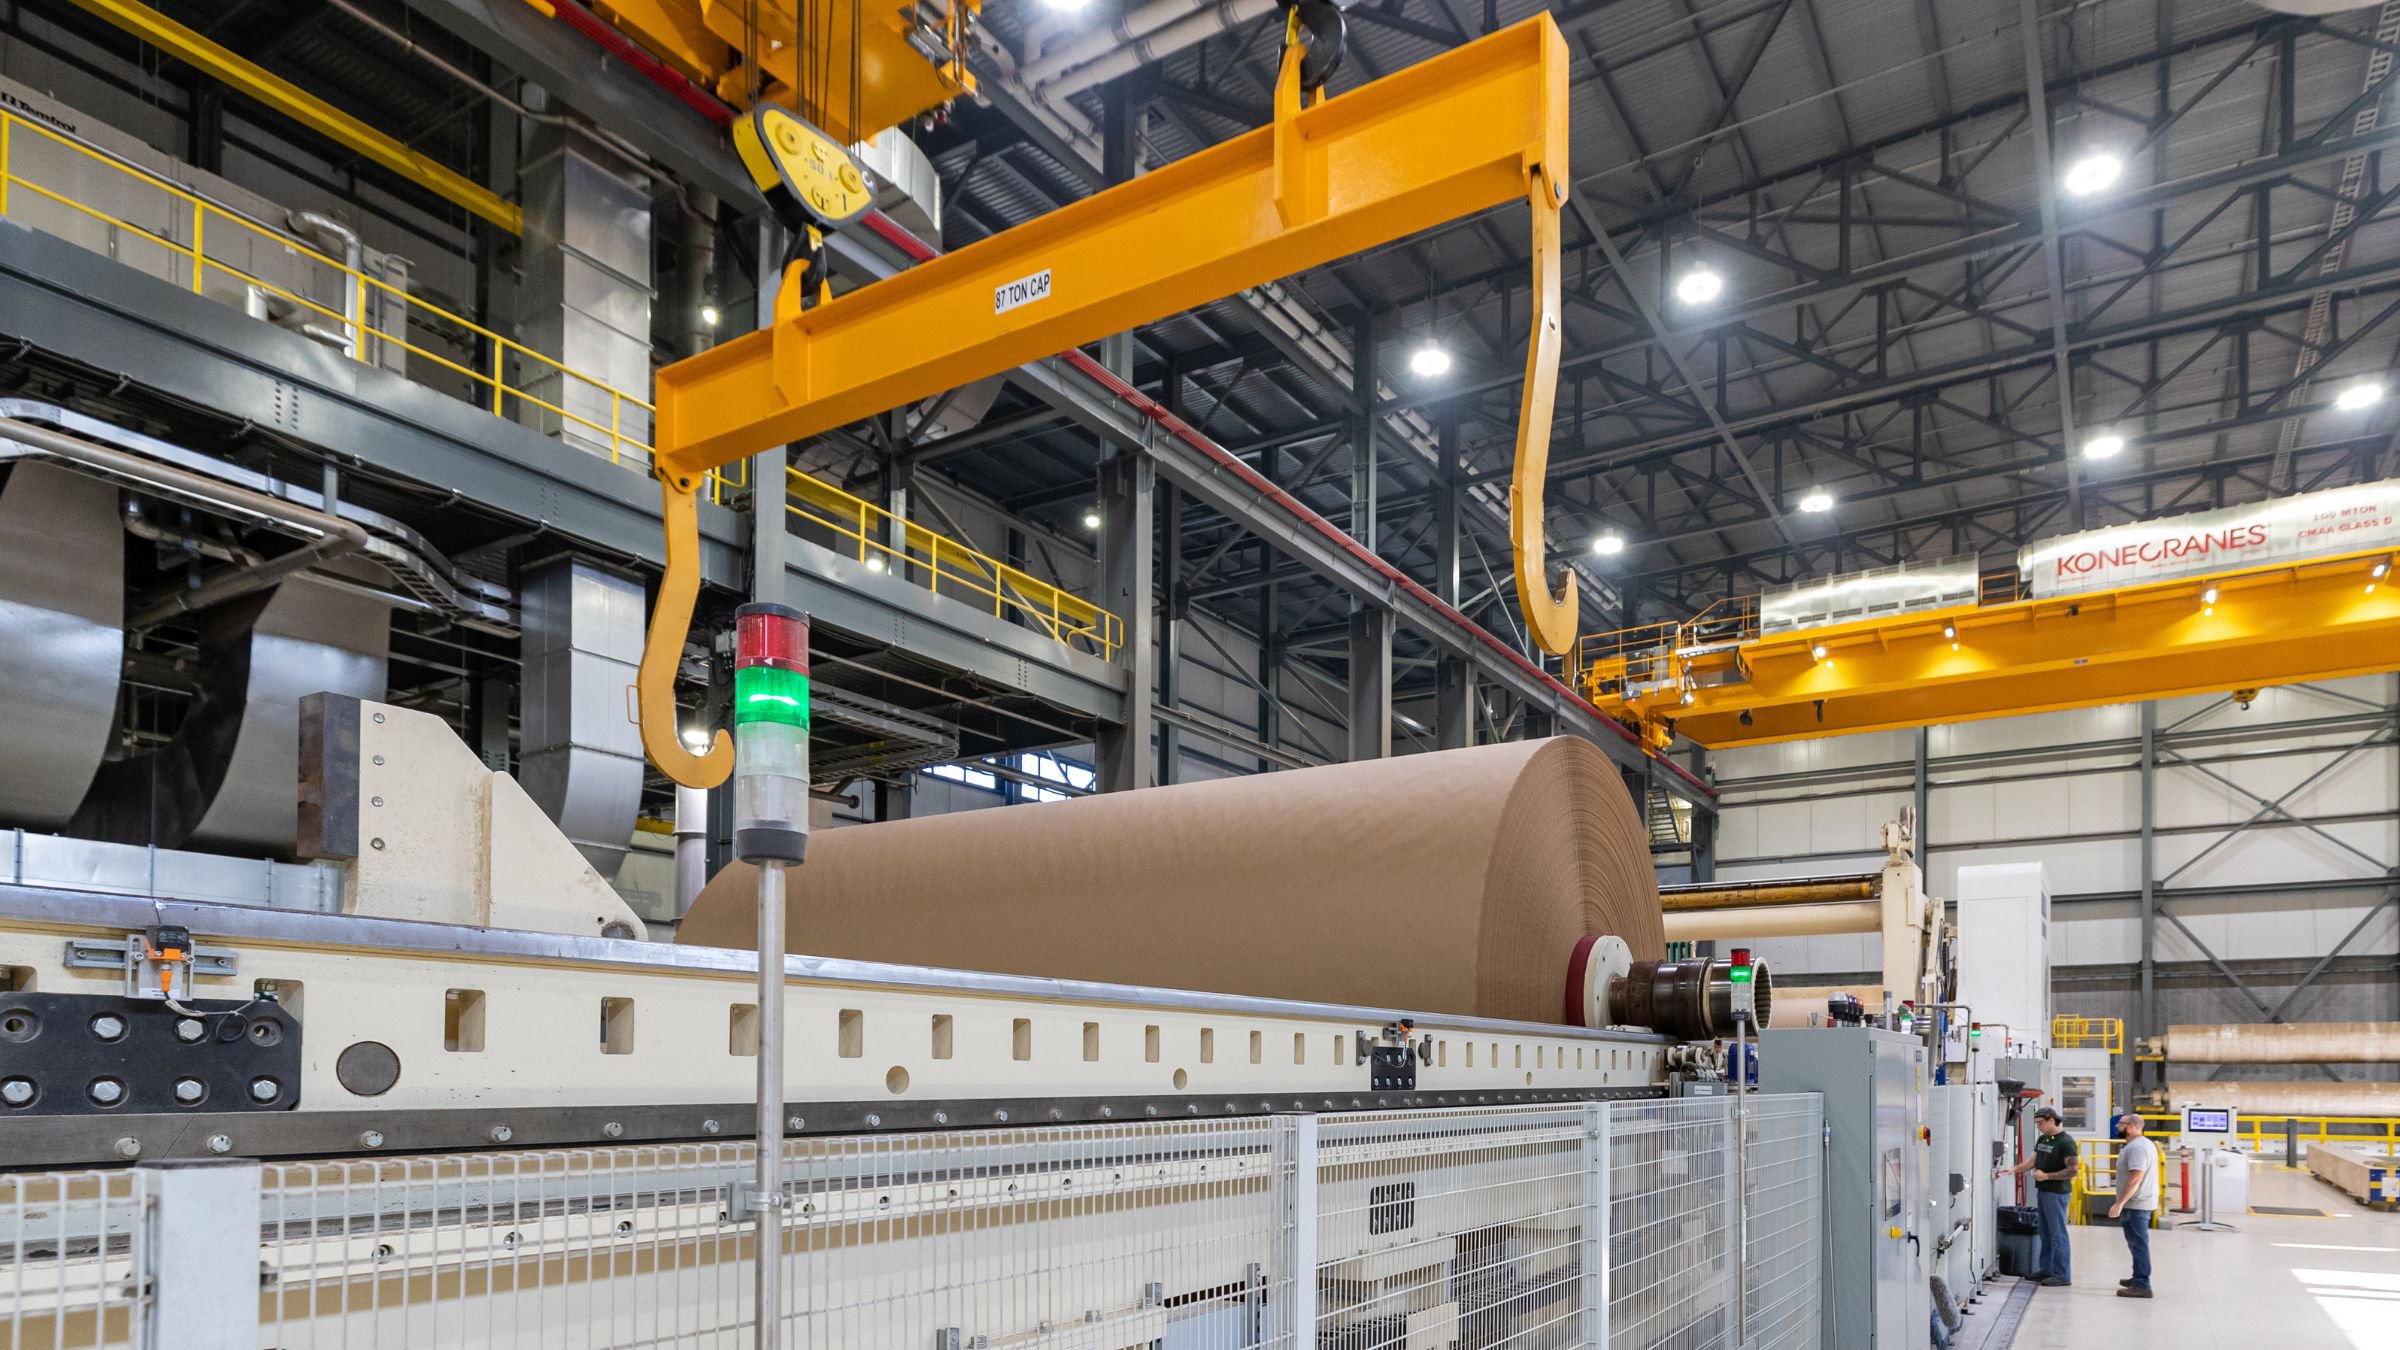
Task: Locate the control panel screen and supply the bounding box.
[2185,1107,2232,1133]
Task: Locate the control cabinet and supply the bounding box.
[1760,1027,1931,1350]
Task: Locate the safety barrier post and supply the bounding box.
[190,203,205,294]
[142,1159,263,1350]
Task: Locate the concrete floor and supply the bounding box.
[2003,1165,2400,1349]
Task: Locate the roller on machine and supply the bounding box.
[683,737,1759,1037]
[2157,1021,2400,1063]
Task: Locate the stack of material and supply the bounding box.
[2307,1140,2396,1208]
[681,737,1664,1024]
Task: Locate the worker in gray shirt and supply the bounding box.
[2106,1113,2159,1298]
[2002,1105,2078,1286]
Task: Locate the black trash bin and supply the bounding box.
[1996,1205,2042,1276]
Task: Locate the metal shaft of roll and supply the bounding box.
[2164,1079,2400,1117]
[1665,901,1882,941]
[2164,1021,2400,1064]
[1659,877,1877,910]
[754,859,786,1348]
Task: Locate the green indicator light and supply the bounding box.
[1970,1026,1983,1039]
[735,665,810,728]
[1728,966,1752,983]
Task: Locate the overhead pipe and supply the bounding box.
[1022,0,1278,91]
[0,418,368,628]
[121,498,263,568]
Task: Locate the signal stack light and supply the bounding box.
[733,602,812,864]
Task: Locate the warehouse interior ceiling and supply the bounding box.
[8,0,2400,738]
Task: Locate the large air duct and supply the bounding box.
[518,555,647,879]
[2163,1021,2400,1064]
[71,575,389,853]
[0,462,125,828]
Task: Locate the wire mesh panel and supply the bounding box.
[260,1144,758,1347]
[1315,1105,1596,1350]
[249,1118,1293,1349]
[1602,1096,1821,1350]
[775,1117,1291,1349]
[1734,1098,1822,1350]
[1,1168,151,1349]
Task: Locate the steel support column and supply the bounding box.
[2139,701,2158,1052]
[1159,479,1186,784]
[1435,412,1472,749]
[1095,451,1155,791]
[1348,312,1390,760]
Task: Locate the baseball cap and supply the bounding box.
[2032,1106,2060,1122]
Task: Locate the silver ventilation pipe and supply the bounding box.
[0,417,369,634]
[287,210,363,357]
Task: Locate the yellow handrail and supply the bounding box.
[785,469,1121,660]
[0,105,736,495]
[2052,1015,2125,1052]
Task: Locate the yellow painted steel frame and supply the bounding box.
[67,0,522,234]
[641,16,1576,786]
[1614,547,2400,748]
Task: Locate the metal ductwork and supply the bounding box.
[0,462,125,828]
[70,574,390,853]
[853,131,943,246]
[518,555,646,878]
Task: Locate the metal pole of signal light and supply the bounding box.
[1729,947,1757,1347]
[729,602,813,1348]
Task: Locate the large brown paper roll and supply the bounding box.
[681,737,1663,1023]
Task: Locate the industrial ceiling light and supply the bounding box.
[2202,586,2218,605]
[1942,622,1956,640]
[865,556,887,573]
[1811,643,1828,661]
[1674,265,1725,306]
[682,729,712,754]
[1592,531,1625,556]
[2335,379,2385,412]
[700,303,721,328]
[1041,0,1091,11]
[2374,561,2390,578]
[1082,507,1103,531]
[1409,342,1454,378]
[2083,433,2126,460]
[1798,488,1833,513]
[2062,151,2123,197]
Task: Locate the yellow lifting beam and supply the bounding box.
[641,16,1579,786]
[1599,548,2400,749]
[67,0,523,234]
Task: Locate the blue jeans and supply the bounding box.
[2036,1189,2073,1283]
[2119,1208,2152,1287]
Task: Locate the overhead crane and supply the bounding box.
[638,12,1584,787]
[1583,542,2400,750]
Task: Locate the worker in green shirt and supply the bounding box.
[2002,1105,2079,1287]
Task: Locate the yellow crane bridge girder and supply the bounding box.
[641,17,1580,786]
[1607,548,2400,749]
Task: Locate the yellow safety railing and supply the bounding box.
[786,468,1122,660]
[1573,593,1761,703]
[2137,1111,2400,1156]
[2052,1015,2125,1052]
[0,105,736,493]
